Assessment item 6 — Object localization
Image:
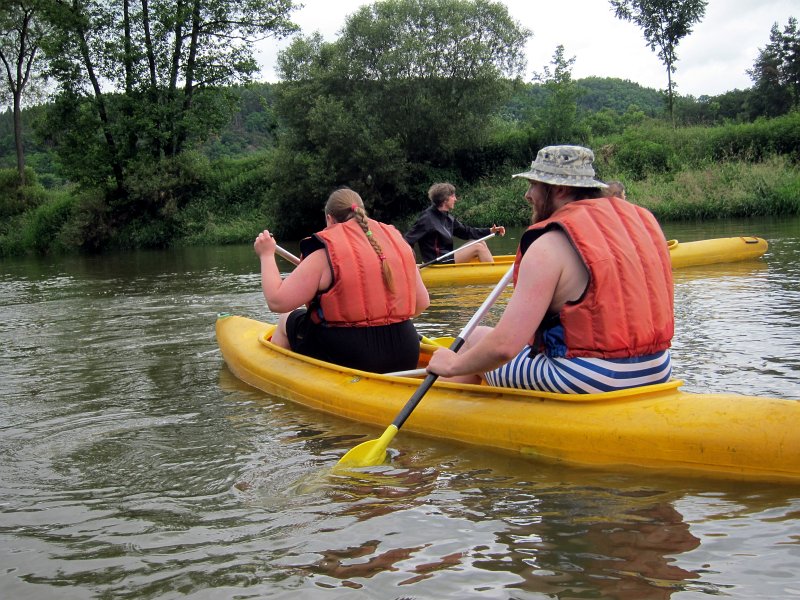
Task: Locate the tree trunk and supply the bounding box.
[140,0,162,159]
[13,92,26,185]
[140,0,157,87]
[165,0,185,157]
[74,10,124,193]
[666,64,675,128]
[122,0,138,159]
[174,0,201,154]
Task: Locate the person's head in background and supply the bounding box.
[605,181,626,200]
[428,182,457,211]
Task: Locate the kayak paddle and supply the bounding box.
[417,232,496,268]
[274,244,301,266]
[334,266,515,470]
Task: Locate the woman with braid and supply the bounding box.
[254,188,430,373]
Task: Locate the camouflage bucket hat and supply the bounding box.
[513,145,608,188]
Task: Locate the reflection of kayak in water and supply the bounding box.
[420,236,768,287]
[215,314,800,484]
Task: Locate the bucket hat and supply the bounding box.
[513,145,608,188]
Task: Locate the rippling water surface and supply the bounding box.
[1,217,799,599]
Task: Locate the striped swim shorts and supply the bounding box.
[484,346,672,394]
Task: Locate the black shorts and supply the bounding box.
[285,308,420,373]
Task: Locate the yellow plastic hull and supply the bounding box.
[421,236,768,288]
[215,315,800,483]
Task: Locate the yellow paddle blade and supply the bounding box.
[334,425,398,470]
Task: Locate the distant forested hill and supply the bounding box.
[503,76,665,122]
[576,77,664,115]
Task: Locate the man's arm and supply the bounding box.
[403,211,431,247]
[451,216,491,241]
[426,231,567,377]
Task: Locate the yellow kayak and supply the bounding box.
[215,314,800,483]
[421,236,768,287]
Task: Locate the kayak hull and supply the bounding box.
[421,236,768,287]
[215,315,800,483]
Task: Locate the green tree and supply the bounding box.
[37,0,298,243]
[272,0,530,237]
[748,17,799,117]
[779,17,800,109]
[609,0,707,125]
[531,45,585,144]
[0,0,48,185]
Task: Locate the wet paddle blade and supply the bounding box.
[334,425,398,469]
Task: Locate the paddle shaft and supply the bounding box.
[334,266,514,469]
[392,266,514,430]
[418,232,496,269]
[275,245,301,265]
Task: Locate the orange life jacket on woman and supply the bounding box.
[514,197,674,359]
[304,218,418,327]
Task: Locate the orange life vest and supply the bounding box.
[307,218,418,327]
[514,197,674,359]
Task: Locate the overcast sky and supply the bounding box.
[254,0,798,97]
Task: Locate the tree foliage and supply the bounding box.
[747,17,800,118]
[609,0,707,124]
[0,0,49,184]
[530,45,586,145]
[271,0,531,238]
[35,0,298,246]
[576,76,663,115]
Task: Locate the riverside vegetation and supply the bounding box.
[1,1,799,257]
[3,110,798,258]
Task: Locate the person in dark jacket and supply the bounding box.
[404,182,505,264]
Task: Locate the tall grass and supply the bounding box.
[631,156,800,220]
[453,155,800,227]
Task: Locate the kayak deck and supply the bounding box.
[216,314,800,483]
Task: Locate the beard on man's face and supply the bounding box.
[533,190,558,223]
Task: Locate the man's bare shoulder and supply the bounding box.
[526,228,574,256]
[522,228,587,306]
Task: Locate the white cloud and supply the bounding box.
[254,0,798,97]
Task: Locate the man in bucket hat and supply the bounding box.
[428,145,674,393]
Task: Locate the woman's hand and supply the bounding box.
[491,224,506,236]
[426,347,459,377]
[254,230,276,258]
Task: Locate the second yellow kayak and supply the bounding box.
[420,236,768,287]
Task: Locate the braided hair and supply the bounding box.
[325,188,396,293]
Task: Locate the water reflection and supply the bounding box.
[215,370,796,598]
[227,420,798,599]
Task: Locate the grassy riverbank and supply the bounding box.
[455,155,800,227]
[3,114,800,257]
[3,155,799,258]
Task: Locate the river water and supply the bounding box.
[1,216,799,599]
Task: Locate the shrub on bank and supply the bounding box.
[0,168,48,219]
